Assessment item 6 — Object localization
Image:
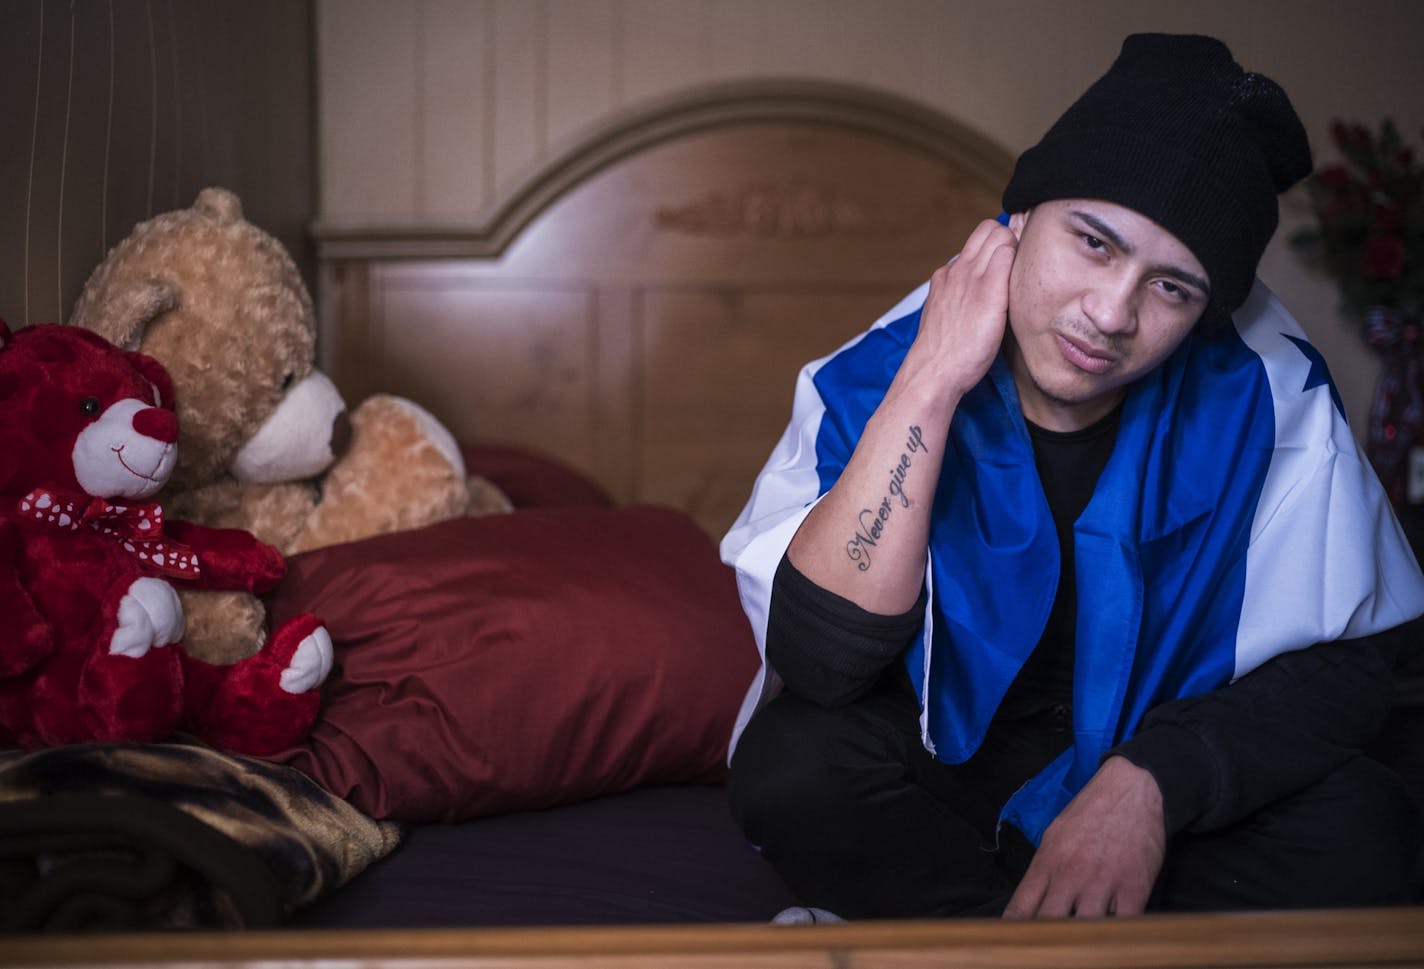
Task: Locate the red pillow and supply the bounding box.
[462,443,613,509]
[264,506,758,822]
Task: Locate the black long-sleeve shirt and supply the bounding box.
[764,406,1404,836]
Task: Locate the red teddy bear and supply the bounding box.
[0,321,331,756]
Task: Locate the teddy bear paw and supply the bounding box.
[279,624,334,694]
[109,576,184,657]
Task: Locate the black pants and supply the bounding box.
[728,670,1422,918]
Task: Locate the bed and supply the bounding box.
[3,81,1422,968]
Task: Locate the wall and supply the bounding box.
[315,0,1424,432]
[0,0,315,330]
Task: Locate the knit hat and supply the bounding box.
[1001,34,1312,324]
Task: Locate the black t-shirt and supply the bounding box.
[994,405,1123,720]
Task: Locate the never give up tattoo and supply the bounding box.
[845,424,926,571]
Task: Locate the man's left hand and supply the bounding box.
[1002,756,1166,918]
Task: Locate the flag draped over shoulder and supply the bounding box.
[720,279,1424,844]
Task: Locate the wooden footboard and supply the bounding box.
[6,908,1422,969]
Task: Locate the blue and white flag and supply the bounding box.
[721,279,1424,844]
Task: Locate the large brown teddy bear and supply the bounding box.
[70,187,510,665]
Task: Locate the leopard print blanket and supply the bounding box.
[0,739,402,930]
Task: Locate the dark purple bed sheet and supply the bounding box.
[287,785,798,928]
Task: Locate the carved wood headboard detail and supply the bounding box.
[312,81,1014,538]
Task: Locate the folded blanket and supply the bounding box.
[0,740,402,931]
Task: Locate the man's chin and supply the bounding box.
[1018,371,1127,430]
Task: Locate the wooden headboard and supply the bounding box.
[312,82,1014,537]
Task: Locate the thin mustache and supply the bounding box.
[1054,317,1124,359]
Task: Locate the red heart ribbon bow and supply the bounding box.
[17,489,201,579]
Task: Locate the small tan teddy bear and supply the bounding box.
[70,187,511,664]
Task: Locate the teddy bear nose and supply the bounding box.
[132,405,179,443]
[330,408,352,459]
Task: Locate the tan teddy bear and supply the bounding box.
[70,187,511,664]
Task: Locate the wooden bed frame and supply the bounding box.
[13,81,1417,969]
[310,80,1012,539]
[5,908,1422,968]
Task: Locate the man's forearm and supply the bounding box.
[787,387,952,614]
[1113,627,1405,835]
[787,219,1017,614]
[765,554,926,707]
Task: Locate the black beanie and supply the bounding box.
[1001,34,1312,324]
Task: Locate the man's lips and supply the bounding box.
[1055,333,1117,375]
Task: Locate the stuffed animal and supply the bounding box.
[0,321,332,756]
[69,187,511,665]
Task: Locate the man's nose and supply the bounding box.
[1082,278,1137,334]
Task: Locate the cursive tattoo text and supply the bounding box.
[845,425,928,571]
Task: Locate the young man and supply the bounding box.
[721,34,1424,919]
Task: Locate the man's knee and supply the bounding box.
[1293,756,1422,902]
[1165,756,1422,909]
[728,691,908,841]
[731,696,852,835]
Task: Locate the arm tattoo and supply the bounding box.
[845,425,928,571]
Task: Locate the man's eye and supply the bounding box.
[1081,233,1106,251]
[1157,280,1190,303]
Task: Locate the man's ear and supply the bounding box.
[1007,209,1030,239]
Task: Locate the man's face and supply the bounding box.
[1004,199,1210,432]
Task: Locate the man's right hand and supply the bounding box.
[899,218,1017,406]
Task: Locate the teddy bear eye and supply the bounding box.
[79,396,101,416]
[281,372,295,391]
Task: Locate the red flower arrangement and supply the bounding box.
[1292,120,1424,518]
[1291,118,1423,325]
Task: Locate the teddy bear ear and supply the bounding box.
[192,186,244,224]
[71,278,180,351]
[130,351,177,410]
